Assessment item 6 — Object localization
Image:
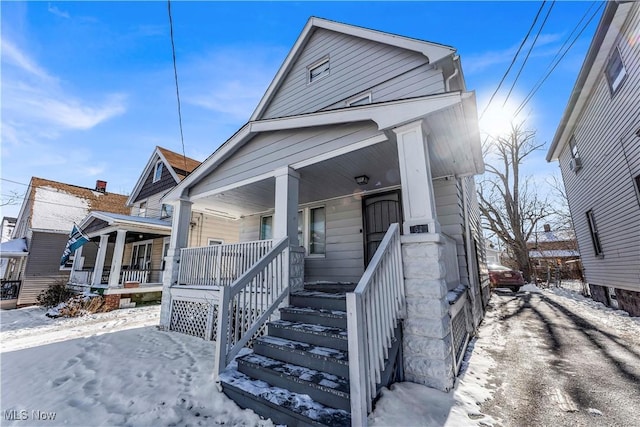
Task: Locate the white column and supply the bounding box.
[70,245,84,284]
[160,199,192,328]
[394,120,441,235]
[273,166,300,242]
[92,234,110,285]
[108,229,127,288]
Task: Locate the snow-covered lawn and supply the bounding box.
[2,284,636,426]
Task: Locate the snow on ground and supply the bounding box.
[1,283,637,426]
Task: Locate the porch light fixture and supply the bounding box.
[355,175,369,185]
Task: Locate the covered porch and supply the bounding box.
[68,213,171,301]
[159,92,484,419]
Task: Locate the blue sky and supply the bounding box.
[1,1,603,219]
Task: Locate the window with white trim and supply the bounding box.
[569,135,579,159]
[139,201,147,217]
[308,57,330,84]
[153,161,163,183]
[260,215,273,240]
[131,240,153,269]
[605,47,626,94]
[586,210,603,257]
[208,238,224,245]
[161,203,173,219]
[296,207,326,256]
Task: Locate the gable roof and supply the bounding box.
[547,1,632,161]
[250,16,457,121]
[126,146,201,206]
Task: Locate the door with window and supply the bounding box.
[131,240,153,270]
[363,191,402,266]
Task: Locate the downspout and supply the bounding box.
[461,178,480,323]
[445,55,460,92]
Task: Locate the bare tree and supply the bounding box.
[478,122,553,282]
[546,173,574,232]
[1,191,22,207]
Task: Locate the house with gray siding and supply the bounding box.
[5,178,129,308]
[159,17,487,425]
[67,146,241,310]
[548,1,640,316]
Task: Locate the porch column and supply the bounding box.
[273,166,300,241]
[92,234,110,286]
[71,245,84,271]
[160,199,192,328]
[394,120,441,235]
[108,229,127,288]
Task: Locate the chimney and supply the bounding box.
[95,180,107,193]
[543,224,551,233]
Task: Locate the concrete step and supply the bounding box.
[280,306,347,329]
[290,291,347,312]
[253,335,350,379]
[219,367,350,427]
[237,352,350,411]
[268,319,348,351]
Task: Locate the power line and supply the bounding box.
[514,2,604,117]
[503,1,556,107]
[167,0,189,175]
[479,0,548,120]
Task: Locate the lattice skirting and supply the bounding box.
[451,299,472,374]
[170,299,218,340]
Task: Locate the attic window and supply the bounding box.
[308,57,330,84]
[605,46,626,94]
[153,161,163,183]
[346,92,372,107]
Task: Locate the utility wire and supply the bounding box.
[503,1,556,107]
[514,2,604,117]
[167,0,189,174]
[479,0,548,120]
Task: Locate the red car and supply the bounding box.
[488,264,526,292]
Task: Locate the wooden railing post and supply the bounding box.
[214,285,230,380]
[347,292,368,427]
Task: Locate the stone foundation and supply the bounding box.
[616,288,640,317]
[401,234,455,392]
[589,284,609,306]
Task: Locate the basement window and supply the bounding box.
[308,57,330,84]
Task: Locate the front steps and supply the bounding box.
[219,287,353,426]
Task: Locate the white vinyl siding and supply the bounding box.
[187,213,240,248]
[260,28,443,119]
[239,195,364,283]
[558,4,640,291]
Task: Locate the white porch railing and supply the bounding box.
[347,223,405,426]
[214,237,290,377]
[178,241,274,287]
[120,269,149,284]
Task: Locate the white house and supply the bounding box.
[3,178,129,308]
[547,2,640,316]
[159,17,487,425]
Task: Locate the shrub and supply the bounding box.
[36,281,74,308]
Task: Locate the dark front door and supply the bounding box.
[363,191,402,266]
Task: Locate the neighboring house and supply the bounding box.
[67,146,240,310]
[527,224,581,282]
[548,2,640,315]
[158,17,487,425]
[485,240,501,265]
[1,217,16,243]
[4,178,129,308]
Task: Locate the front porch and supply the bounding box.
[68,213,171,307]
